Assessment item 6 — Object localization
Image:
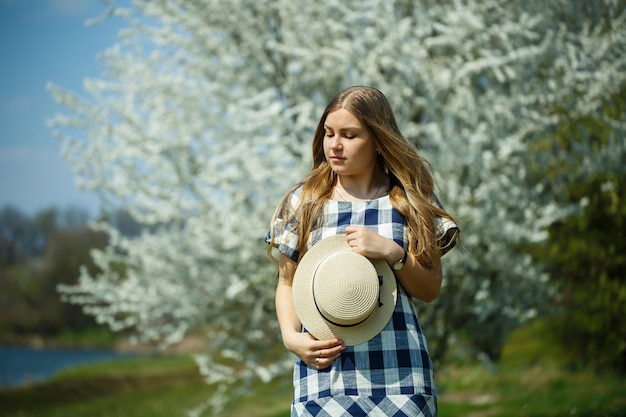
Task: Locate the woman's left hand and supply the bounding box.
[345,226,403,264]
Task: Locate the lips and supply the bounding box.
[330,156,345,162]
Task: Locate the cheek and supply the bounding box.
[356,143,377,163]
[322,140,331,157]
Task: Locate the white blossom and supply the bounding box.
[49,0,625,413]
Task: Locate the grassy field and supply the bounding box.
[1,321,624,417]
[437,319,626,417]
[0,353,292,417]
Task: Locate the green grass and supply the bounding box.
[0,354,292,417]
[437,319,626,417]
[437,361,626,417]
[0,355,207,417]
[2,320,625,417]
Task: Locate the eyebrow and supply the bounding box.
[323,124,361,131]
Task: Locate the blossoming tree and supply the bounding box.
[48,0,625,412]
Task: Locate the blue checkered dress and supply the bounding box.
[268,185,457,417]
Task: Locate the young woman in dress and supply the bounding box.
[267,86,458,417]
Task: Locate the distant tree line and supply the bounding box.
[0,206,143,344]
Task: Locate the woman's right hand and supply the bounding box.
[283,331,345,370]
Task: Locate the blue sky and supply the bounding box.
[0,0,126,216]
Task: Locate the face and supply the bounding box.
[323,108,378,180]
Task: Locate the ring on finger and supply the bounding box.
[315,357,320,365]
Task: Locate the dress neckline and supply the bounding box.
[327,193,390,204]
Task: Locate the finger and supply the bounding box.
[314,337,343,348]
[315,351,343,370]
[325,344,345,356]
[345,226,363,236]
[314,344,344,360]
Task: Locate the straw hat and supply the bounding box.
[292,234,397,346]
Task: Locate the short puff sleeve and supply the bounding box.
[265,185,302,262]
[433,196,459,256]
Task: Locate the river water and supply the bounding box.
[0,346,135,388]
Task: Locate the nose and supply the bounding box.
[329,135,342,150]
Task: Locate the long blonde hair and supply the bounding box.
[268,86,456,268]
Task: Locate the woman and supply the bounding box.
[267,86,458,416]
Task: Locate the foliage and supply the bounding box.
[47,0,626,412]
[0,205,91,264]
[0,206,155,342]
[542,173,625,373]
[0,224,108,339]
[0,205,112,340]
[526,87,626,374]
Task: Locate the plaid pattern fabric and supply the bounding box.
[291,286,438,417]
[269,186,457,263]
[268,185,458,417]
[292,394,437,417]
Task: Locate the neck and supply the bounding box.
[334,172,388,202]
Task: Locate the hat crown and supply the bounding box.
[292,234,397,346]
[312,251,380,327]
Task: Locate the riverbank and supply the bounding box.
[0,353,292,417]
[0,328,208,354]
[0,354,214,417]
[0,345,136,388]
[0,330,209,389]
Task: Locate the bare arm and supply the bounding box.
[345,226,442,303]
[275,254,303,339]
[392,247,442,302]
[275,253,345,369]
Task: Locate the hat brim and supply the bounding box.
[292,234,397,346]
